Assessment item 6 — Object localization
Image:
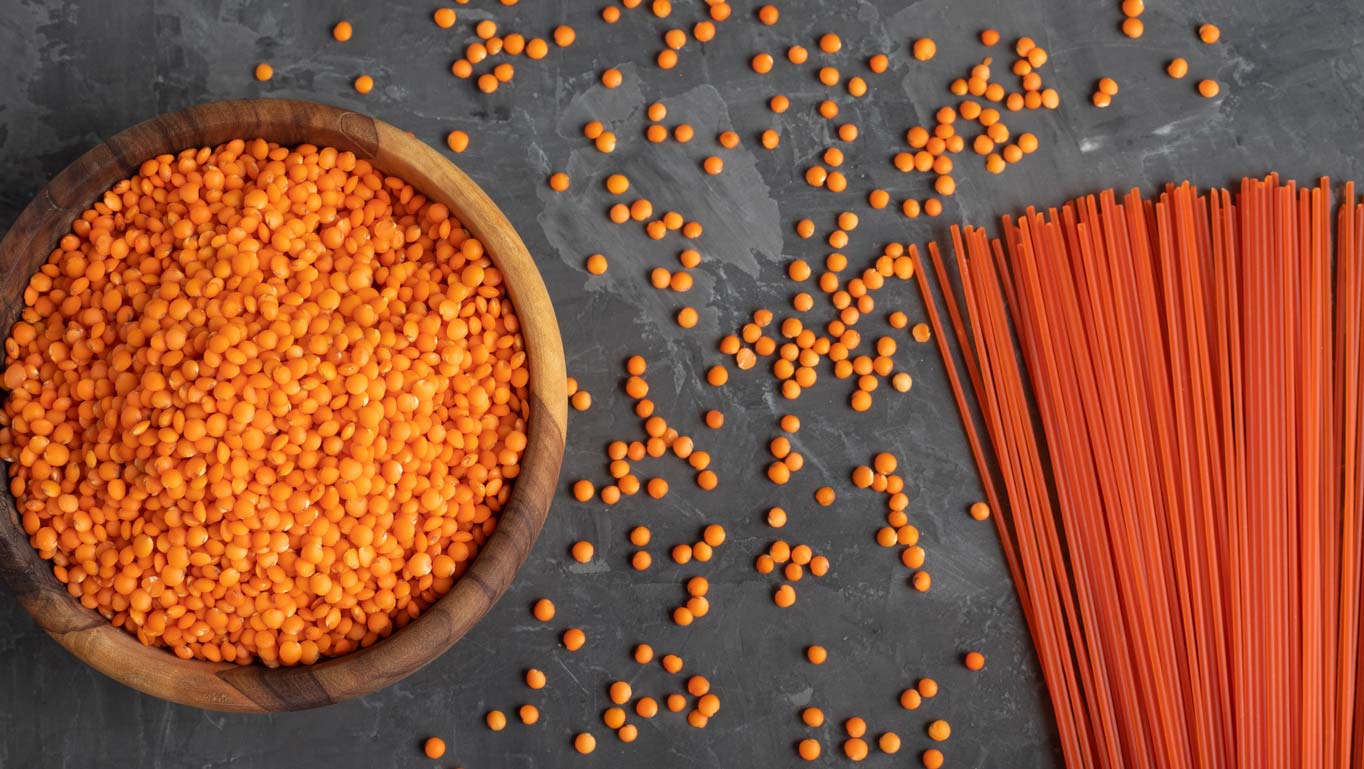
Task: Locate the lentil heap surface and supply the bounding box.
[0,138,531,666]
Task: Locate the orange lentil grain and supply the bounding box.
[573,480,596,501]
[697,693,720,716]
[900,688,922,709]
[533,598,556,622]
[774,584,796,607]
[571,541,595,563]
[444,130,471,154]
[692,542,714,562]
[664,28,687,50]
[845,738,870,760]
[563,628,586,651]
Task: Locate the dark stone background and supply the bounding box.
[3,0,1362,766]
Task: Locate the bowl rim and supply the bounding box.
[0,98,566,712]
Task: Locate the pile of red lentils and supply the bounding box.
[0,139,530,666]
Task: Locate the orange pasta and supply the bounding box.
[921,176,1364,769]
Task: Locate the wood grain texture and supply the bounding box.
[0,99,566,712]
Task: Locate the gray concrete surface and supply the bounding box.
[3,0,1359,766]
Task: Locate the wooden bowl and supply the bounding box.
[0,99,566,711]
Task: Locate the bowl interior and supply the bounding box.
[0,98,566,712]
